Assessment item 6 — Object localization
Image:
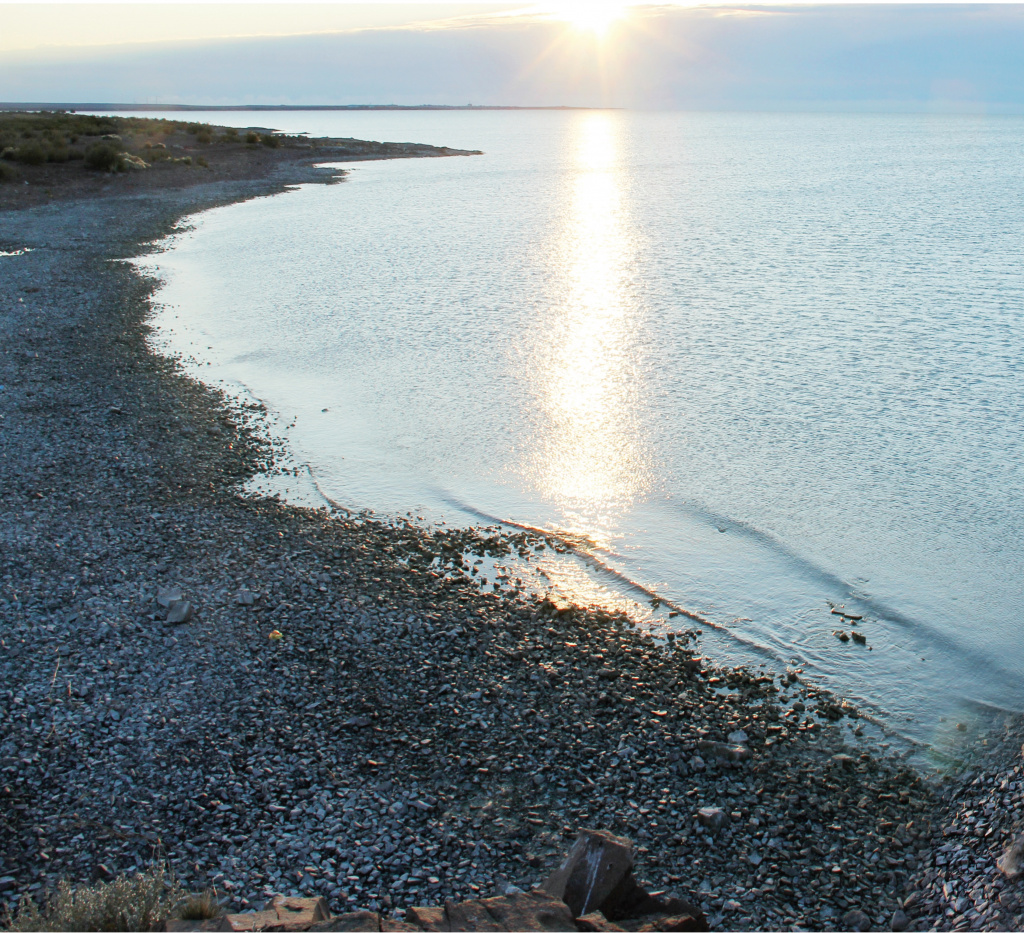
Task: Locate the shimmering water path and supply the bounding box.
[142,110,1024,745]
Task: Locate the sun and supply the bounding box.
[550,1,629,37]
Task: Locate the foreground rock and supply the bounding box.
[166,833,703,932]
[541,830,704,930]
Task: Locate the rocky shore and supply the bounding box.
[1,142,1022,932]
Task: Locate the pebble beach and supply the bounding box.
[1,140,1022,932]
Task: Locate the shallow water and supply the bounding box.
[141,110,1024,744]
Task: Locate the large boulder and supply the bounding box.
[541,830,635,918]
[540,827,634,917]
[542,831,706,931]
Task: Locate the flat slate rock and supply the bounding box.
[225,896,331,931]
[310,911,383,931]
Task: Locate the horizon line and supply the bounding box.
[0,103,616,113]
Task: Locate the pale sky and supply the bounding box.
[5,1,1021,51]
[0,4,534,52]
[2,2,1024,111]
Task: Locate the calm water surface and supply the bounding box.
[141,111,1024,744]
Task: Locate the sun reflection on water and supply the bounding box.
[528,112,650,544]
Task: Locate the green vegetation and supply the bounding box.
[0,865,221,932]
[0,111,308,183]
[84,141,123,172]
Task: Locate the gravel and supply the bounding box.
[902,727,1024,931]
[1,162,1022,932]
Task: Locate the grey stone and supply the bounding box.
[156,585,183,608]
[891,908,908,932]
[842,909,871,931]
[696,808,727,833]
[166,600,193,625]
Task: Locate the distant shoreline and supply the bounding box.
[0,102,617,113]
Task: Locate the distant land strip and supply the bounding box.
[0,102,612,112]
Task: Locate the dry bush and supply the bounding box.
[0,865,221,932]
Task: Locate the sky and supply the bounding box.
[1,2,1024,111]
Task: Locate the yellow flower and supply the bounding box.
[268,629,283,641]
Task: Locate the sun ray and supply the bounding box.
[547,1,630,37]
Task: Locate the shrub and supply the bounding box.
[222,127,239,142]
[196,156,209,168]
[244,130,260,145]
[2,865,186,932]
[84,142,123,172]
[195,129,213,144]
[13,143,46,166]
[260,133,280,149]
[47,146,70,163]
[0,161,18,183]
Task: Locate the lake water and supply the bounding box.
[139,110,1024,747]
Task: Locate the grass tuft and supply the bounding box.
[174,889,222,922]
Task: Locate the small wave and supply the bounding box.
[667,498,1023,685]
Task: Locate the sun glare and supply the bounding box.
[550,1,629,36]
